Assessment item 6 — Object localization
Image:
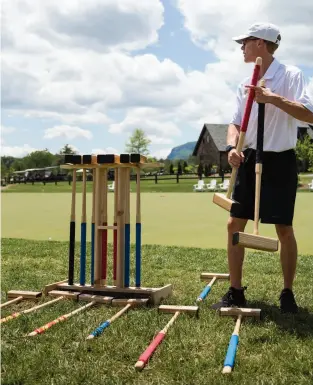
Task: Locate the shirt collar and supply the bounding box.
[262,58,281,80]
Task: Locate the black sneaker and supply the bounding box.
[211,286,247,310]
[279,288,298,314]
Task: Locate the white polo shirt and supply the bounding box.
[230,58,313,152]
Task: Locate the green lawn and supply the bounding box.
[1,239,313,385]
[2,192,313,254]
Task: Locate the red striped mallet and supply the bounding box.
[135,305,199,371]
[213,57,262,212]
[27,301,96,336]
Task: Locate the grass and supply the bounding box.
[2,192,313,254]
[1,238,313,385]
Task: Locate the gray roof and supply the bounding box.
[205,124,228,151]
[192,124,228,155]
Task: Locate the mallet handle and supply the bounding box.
[87,304,131,339]
[226,57,262,199]
[254,79,266,235]
[197,277,217,302]
[0,296,23,309]
[135,311,180,370]
[28,301,95,336]
[222,314,242,374]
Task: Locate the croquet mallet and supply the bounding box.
[197,273,230,302]
[213,57,262,211]
[232,79,279,252]
[86,298,148,340]
[220,307,261,374]
[135,304,199,371]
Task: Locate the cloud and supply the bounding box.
[151,148,172,159]
[1,144,38,157]
[175,0,313,67]
[2,0,164,53]
[1,125,16,134]
[44,125,93,140]
[91,147,119,154]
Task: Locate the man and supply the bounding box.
[212,22,313,313]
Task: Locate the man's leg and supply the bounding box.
[227,216,248,289]
[276,224,298,288]
[275,224,298,313]
[211,216,248,309]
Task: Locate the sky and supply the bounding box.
[1,0,313,159]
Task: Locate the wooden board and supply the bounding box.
[48,290,80,299]
[7,290,42,299]
[78,294,113,304]
[44,283,172,305]
[43,279,69,295]
[219,307,261,318]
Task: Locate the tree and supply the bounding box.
[204,164,210,177]
[125,129,151,155]
[177,162,182,175]
[59,144,77,155]
[197,163,204,179]
[169,163,174,174]
[296,136,313,172]
[183,161,188,173]
[23,150,55,169]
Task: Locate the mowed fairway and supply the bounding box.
[2,192,313,255]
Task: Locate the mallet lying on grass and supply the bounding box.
[219,307,261,374]
[86,298,148,340]
[0,290,42,309]
[197,273,230,302]
[135,305,199,371]
[232,79,279,252]
[1,296,64,324]
[213,57,262,212]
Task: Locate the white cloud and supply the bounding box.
[175,0,313,67]
[44,125,93,140]
[148,135,174,145]
[91,147,119,154]
[151,148,172,159]
[1,125,16,134]
[1,144,38,157]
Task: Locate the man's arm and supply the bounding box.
[227,124,240,147]
[270,95,313,123]
[246,85,313,123]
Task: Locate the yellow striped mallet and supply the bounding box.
[219,307,261,374]
[0,290,42,309]
[135,304,199,371]
[1,296,64,324]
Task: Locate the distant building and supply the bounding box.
[192,124,229,172]
[193,123,313,172]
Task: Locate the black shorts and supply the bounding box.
[230,148,298,226]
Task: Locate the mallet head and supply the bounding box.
[200,273,230,281]
[232,232,279,252]
[219,307,261,319]
[158,305,199,316]
[112,298,149,307]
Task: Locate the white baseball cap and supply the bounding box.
[232,22,281,45]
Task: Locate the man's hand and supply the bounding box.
[245,85,276,104]
[228,149,244,168]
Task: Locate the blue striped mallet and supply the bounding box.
[197,273,229,302]
[86,298,148,340]
[219,307,261,374]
